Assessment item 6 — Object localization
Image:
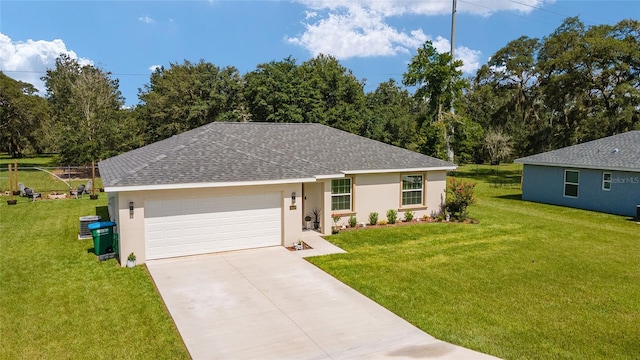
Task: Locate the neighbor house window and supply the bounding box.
[402,174,424,206]
[564,170,579,197]
[602,172,611,191]
[331,178,352,211]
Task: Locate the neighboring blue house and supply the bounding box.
[515,131,640,218]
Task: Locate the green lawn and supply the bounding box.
[0,197,189,359]
[308,164,640,360]
[0,154,102,194]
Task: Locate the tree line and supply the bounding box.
[1,17,638,165]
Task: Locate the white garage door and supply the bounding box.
[145,192,281,260]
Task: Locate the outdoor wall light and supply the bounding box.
[291,192,296,205]
[129,201,134,219]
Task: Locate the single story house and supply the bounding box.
[515,131,640,217]
[99,122,456,265]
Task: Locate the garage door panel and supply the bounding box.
[145,192,281,260]
[146,198,221,218]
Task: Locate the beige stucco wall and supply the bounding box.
[108,170,449,264]
[110,183,302,266]
[325,170,448,233]
[426,170,448,217]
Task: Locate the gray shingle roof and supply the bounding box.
[99,122,455,188]
[515,131,640,172]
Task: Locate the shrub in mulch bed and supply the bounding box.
[338,217,479,232]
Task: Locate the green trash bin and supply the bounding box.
[88,221,116,258]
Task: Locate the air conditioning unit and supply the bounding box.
[79,215,101,239]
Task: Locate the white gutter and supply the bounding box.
[314,174,345,179]
[342,166,457,175]
[515,160,640,173]
[105,177,317,193]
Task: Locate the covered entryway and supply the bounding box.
[302,182,323,230]
[144,192,281,260]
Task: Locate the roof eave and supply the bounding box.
[342,166,457,175]
[515,160,640,173]
[104,165,460,193]
[104,177,318,193]
[314,174,345,180]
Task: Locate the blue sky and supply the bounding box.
[1,1,637,106]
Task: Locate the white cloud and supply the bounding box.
[148,64,161,72]
[287,6,427,59]
[428,36,482,73]
[430,36,452,53]
[0,33,93,93]
[138,16,155,24]
[295,0,552,16]
[455,46,482,73]
[289,0,552,73]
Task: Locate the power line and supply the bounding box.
[460,0,625,27]
[540,0,626,26]
[458,0,556,25]
[507,0,572,18]
[505,0,624,26]
[1,69,152,77]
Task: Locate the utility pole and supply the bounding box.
[447,0,457,163]
[451,0,456,61]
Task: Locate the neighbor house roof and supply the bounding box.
[515,131,640,172]
[99,122,456,191]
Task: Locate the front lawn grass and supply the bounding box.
[0,197,189,359]
[308,164,640,359]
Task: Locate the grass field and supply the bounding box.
[0,186,188,358]
[309,164,640,359]
[0,154,102,195]
[2,160,638,359]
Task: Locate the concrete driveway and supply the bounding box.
[147,246,498,359]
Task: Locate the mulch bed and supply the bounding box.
[338,217,479,232]
[285,241,314,251]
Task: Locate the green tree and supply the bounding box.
[464,17,639,157]
[450,115,484,164]
[484,129,513,166]
[244,55,367,134]
[299,54,367,134]
[469,36,546,155]
[403,41,467,161]
[138,60,244,142]
[109,106,145,157]
[538,17,640,147]
[362,79,418,150]
[243,56,308,123]
[43,54,135,164]
[0,72,50,156]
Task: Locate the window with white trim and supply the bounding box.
[402,174,424,206]
[564,170,579,197]
[331,178,352,211]
[602,172,611,191]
